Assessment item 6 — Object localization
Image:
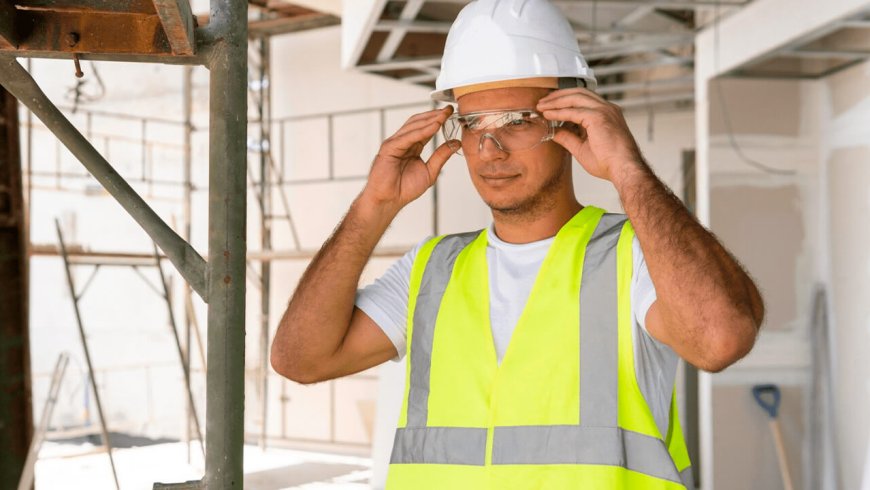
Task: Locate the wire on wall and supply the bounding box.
[711,0,797,176]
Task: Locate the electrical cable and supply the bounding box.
[711,0,797,176]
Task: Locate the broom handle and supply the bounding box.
[769,419,794,490]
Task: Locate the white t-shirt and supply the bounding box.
[356,221,679,438]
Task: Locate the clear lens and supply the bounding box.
[442,109,560,155]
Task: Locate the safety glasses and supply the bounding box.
[442,108,563,155]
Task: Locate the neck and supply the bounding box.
[492,196,583,244]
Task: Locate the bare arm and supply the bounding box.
[271,106,459,384]
[538,88,763,372]
[612,161,763,372]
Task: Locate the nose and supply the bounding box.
[478,133,508,162]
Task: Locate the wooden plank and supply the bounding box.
[151,0,194,55]
[248,13,339,38]
[0,0,17,48]
[6,10,172,55]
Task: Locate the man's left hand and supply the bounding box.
[537,88,643,183]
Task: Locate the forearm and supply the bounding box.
[271,194,398,376]
[612,159,763,368]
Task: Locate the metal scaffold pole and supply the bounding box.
[204,0,248,486]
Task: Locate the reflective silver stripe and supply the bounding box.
[407,232,480,427]
[578,214,627,427]
[680,466,694,488]
[390,427,487,465]
[491,425,683,484]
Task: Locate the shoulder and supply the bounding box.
[414,230,484,264]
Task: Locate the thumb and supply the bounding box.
[426,139,461,183]
[552,127,584,156]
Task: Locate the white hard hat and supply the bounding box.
[431,0,597,102]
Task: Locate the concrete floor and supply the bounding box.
[35,439,372,489]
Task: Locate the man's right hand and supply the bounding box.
[361,106,461,213]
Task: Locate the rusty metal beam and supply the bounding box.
[12,10,171,55]
[0,81,31,490]
[0,0,17,49]
[152,0,195,55]
[3,48,207,65]
[15,0,157,14]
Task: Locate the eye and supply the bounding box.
[506,119,530,127]
[462,118,481,131]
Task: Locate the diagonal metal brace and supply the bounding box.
[0,56,209,302]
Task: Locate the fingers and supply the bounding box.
[404,105,453,126]
[551,126,584,150]
[383,122,442,158]
[538,87,609,108]
[395,106,454,138]
[393,117,445,141]
[381,106,454,157]
[538,106,596,127]
[425,140,461,183]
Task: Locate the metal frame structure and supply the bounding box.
[55,219,121,490]
[0,0,248,486]
[54,217,207,486]
[343,0,753,112]
[4,2,459,484]
[24,95,432,454]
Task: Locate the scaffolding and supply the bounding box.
[23,93,436,453]
[3,2,445,485]
[0,0,248,486]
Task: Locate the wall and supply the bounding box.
[822,57,870,490]
[702,76,823,490]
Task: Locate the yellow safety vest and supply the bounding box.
[386,206,693,489]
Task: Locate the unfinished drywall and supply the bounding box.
[709,78,803,138]
[710,184,804,332]
[702,74,823,490]
[706,77,820,343]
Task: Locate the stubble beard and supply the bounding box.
[485,164,568,224]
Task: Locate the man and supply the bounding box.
[271,0,763,488]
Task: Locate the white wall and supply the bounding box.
[701,76,823,490]
[821,57,870,490]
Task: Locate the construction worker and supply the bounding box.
[272,0,764,488]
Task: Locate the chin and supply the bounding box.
[481,194,529,214]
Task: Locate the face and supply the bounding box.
[456,87,573,218]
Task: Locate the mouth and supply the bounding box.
[480,174,520,188]
[481,173,519,180]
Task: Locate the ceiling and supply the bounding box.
[343,0,870,112]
